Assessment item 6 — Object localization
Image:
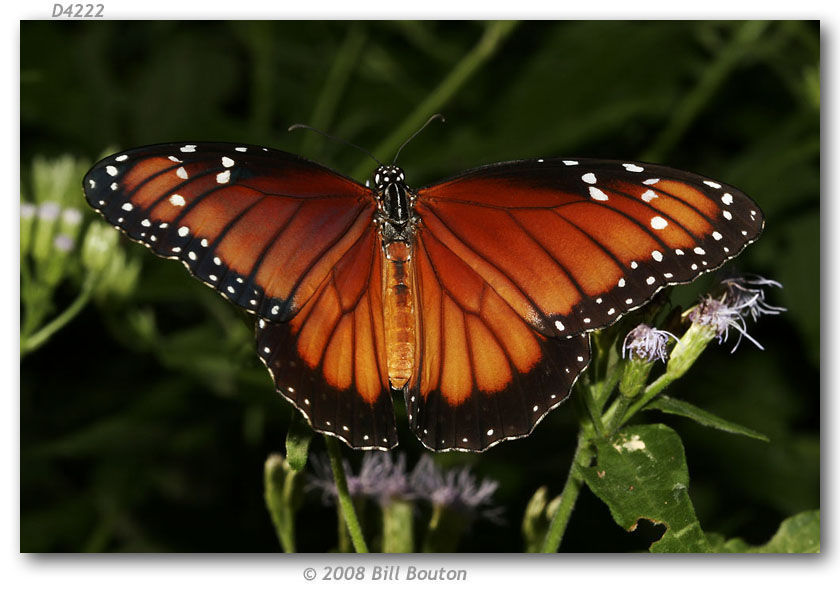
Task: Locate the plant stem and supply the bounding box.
[540,432,593,552]
[20,275,95,356]
[620,373,674,427]
[580,386,606,438]
[325,436,369,553]
[604,393,634,432]
[352,20,518,180]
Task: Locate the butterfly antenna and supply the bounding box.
[392,113,446,164]
[288,123,382,166]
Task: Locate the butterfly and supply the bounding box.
[83,141,763,452]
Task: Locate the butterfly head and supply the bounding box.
[373,165,406,190]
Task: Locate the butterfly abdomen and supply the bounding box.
[382,239,416,389]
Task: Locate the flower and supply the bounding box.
[53,234,75,253]
[622,324,679,363]
[687,276,785,352]
[720,276,786,322]
[410,455,501,522]
[306,451,412,506]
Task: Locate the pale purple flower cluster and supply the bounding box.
[307,451,500,519]
[410,455,502,522]
[622,324,679,363]
[688,275,785,352]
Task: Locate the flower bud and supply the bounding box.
[20,202,36,258]
[31,202,60,265]
[81,222,119,276]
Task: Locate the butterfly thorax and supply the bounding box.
[373,165,417,243]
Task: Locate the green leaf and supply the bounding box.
[708,510,820,553]
[581,424,711,552]
[646,395,770,442]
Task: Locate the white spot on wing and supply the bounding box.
[216,170,231,184]
[169,194,186,206]
[652,250,663,262]
[623,163,644,172]
[221,156,235,168]
[106,165,118,176]
[650,216,668,229]
[722,193,733,205]
[554,320,565,332]
[176,167,188,179]
[562,160,578,166]
[589,186,608,201]
[180,145,196,152]
[582,172,597,184]
[641,189,658,202]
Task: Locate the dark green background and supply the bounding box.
[21,20,819,552]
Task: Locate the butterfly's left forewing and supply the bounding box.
[84,143,373,322]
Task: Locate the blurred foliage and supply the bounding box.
[20,20,818,552]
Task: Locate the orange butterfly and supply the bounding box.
[84,142,763,451]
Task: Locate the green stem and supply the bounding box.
[619,372,674,427]
[382,499,414,553]
[604,393,634,432]
[580,386,605,438]
[540,432,593,552]
[352,20,518,180]
[21,274,95,356]
[642,21,769,162]
[325,436,369,553]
